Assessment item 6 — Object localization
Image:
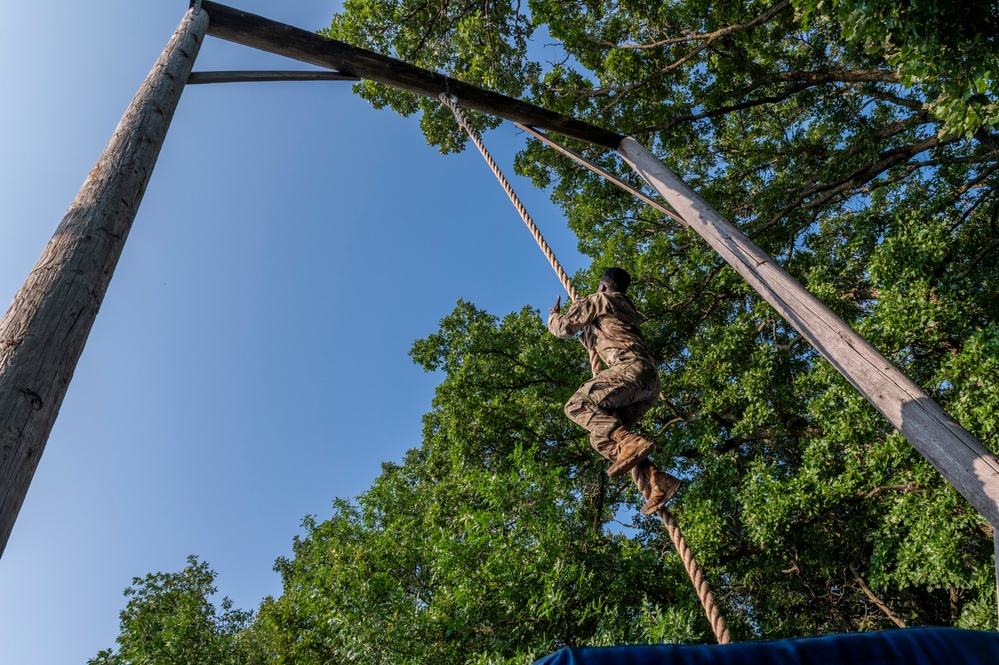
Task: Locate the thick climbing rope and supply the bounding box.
[441,94,732,644]
[632,471,732,644]
[438,94,579,303]
[439,94,603,373]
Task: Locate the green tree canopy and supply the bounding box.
[96,0,999,661]
[794,0,999,137]
[321,0,999,631]
[244,304,714,664]
[90,556,252,665]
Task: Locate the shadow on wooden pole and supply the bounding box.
[0,7,209,557]
[617,137,999,528]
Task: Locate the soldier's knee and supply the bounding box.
[564,399,582,423]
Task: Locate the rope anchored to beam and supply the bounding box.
[438,93,579,303]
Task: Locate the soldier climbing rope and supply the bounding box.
[6,2,995,637]
[439,93,731,645]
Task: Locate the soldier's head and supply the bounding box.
[598,267,631,294]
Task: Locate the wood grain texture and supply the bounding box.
[618,137,999,527]
[192,1,624,149]
[0,8,209,556]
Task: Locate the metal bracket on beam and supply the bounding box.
[186,70,361,85]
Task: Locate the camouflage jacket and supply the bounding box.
[547,291,655,368]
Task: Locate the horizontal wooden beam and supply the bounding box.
[188,70,360,84]
[192,1,624,149]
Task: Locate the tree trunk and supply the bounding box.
[0,7,209,556]
[618,137,999,530]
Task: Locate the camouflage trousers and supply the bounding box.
[565,359,671,492]
[564,358,661,463]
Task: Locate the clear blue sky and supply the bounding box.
[0,2,587,662]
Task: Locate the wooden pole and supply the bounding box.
[192,1,624,149]
[0,7,208,557]
[617,137,999,529]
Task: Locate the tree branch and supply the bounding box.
[752,134,942,237]
[850,565,907,628]
[772,69,901,85]
[552,1,793,105]
[592,1,792,51]
[863,483,923,499]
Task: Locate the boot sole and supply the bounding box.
[640,477,682,515]
[606,438,655,478]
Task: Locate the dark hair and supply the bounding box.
[600,267,631,293]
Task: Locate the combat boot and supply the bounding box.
[640,471,682,516]
[606,427,656,477]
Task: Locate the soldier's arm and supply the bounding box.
[547,296,597,339]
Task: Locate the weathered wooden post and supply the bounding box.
[0,7,209,556]
[618,136,999,528]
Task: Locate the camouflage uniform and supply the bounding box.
[547,291,661,463]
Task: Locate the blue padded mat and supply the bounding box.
[533,628,999,664]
